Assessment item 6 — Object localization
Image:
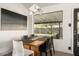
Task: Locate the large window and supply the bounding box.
[34,11,63,39]
[34,22,63,39]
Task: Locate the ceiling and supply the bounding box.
[22,3,62,23]
[22,3,59,8]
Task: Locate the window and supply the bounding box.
[34,11,63,39]
[34,22,63,39]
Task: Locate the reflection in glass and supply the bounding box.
[34,22,63,39]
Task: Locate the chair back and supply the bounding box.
[12,40,24,56]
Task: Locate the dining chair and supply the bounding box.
[39,36,55,56]
[12,40,34,56]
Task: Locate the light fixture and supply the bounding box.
[29,4,41,15]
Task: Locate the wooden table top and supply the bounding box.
[29,38,47,46]
[23,38,47,47]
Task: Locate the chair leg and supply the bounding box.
[45,51,47,56]
[40,52,42,56]
[49,43,53,56]
[47,40,52,56]
[52,44,55,55]
[50,38,55,55]
[49,49,52,56]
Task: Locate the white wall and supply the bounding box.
[0,3,33,55]
[0,31,27,55]
[27,15,33,36]
[39,3,79,54]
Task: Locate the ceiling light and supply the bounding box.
[29,4,41,15]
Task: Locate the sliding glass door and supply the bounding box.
[74,8,79,55]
